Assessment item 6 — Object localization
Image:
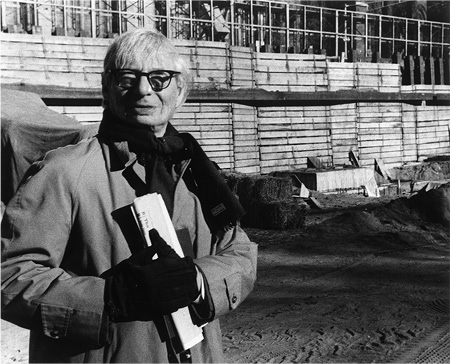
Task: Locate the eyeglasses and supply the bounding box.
[107,69,181,92]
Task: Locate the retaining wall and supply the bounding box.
[2,33,450,174]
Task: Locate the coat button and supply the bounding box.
[50,330,61,339]
[231,294,238,304]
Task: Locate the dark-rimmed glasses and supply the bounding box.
[107,69,181,92]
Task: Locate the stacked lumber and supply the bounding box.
[230,104,261,174]
[415,105,450,160]
[257,106,332,173]
[399,103,419,164]
[357,103,403,167]
[254,53,328,92]
[49,106,103,124]
[172,103,234,169]
[399,103,450,164]
[1,33,109,88]
[327,63,355,91]
[173,39,230,90]
[327,62,401,92]
[355,63,401,92]
[329,103,359,166]
[228,45,255,89]
[401,84,450,94]
[2,34,449,174]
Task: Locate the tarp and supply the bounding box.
[1,89,99,205]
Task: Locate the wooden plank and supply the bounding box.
[1,48,107,60]
[435,58,445,85]
[2,56,103,69]
[359,139,403,148]
[259,129,329,138]
[417,56,425,85]
[174,125,231,133]
[254,73,327,85]
[259,123,330,132]
[256,85,329,92]
[408,56,415,85]
[1,70,100,87]
[49,106,103,114]
[2,62,103,74]
[359,134,403,142]
[172,39,227,49]
[0,33,112,46]
[255,53,326,61]
[173,111,231,120]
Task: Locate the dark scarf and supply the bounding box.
[98,110,245,233]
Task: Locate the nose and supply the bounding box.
[135,75,153,96]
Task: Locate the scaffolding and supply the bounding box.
[1,0,449,59]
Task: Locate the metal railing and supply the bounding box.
[1,0,449,59]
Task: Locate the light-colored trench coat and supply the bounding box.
[1,135,258,363]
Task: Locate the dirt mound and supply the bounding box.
[311,182,450,235]
[302,183,450,257]
[376,182,450,229]
[394,161,450,181]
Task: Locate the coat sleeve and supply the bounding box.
[194,225,258,319]
[1,153,107,348]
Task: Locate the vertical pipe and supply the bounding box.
[0,0,6,30]
[189,0,193,39]
[91,0,96,38]
[166,0,171,38]
[335,9,338,58]
[34,0,39,31]
[378,14,381,56]
[364,13,367,57]
[405,18,408,56]
[304,3,307,52]
[350,11,353,56]
[210,0,214,42]
[392,16,395,58]
[286,3,289,51]
[62,0,66,36]
[429,21,432,57]
[230,0,234,46]
[319,7,322,51]
[250,0,254,46]
[344,5,348,57]
[418,20,421,56]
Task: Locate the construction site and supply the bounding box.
[1,0,450,363]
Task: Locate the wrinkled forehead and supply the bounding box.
[117,47,179,72]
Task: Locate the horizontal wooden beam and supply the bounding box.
[2,83,449,106]
[189,89,450,106]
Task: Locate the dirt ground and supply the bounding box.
[2,183,450,363]
[220,184,450,363]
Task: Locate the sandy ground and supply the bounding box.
[220,186,450,363]
[2,184,450,363]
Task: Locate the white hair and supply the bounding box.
[102,29,191,106]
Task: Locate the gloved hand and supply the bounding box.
[101,229,200,322]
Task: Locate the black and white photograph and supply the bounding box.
[1,1,449,363]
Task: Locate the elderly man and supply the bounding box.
[1,29,257,363]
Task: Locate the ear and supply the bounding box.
[102,86,110,108]
[101,73,110,107]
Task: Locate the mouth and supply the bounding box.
[126,105,155,116]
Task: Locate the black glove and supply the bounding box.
[101,229,199,322]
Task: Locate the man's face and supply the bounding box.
[104,56,183,136]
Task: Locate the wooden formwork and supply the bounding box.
[2,33,450,176]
